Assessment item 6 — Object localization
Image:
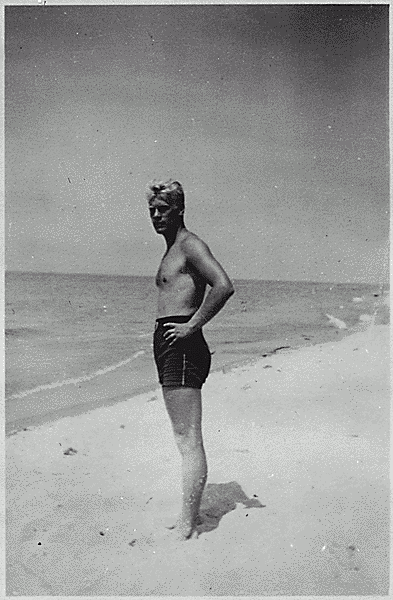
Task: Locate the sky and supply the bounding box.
[5,3,389,283]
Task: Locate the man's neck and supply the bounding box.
[164,222,186,249]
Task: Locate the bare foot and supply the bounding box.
[166,515,203,540]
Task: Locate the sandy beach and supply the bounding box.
[6,315,390,595]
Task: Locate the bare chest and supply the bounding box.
[156,247,188,288]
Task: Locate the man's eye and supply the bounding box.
[149,206,168,216]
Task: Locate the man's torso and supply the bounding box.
[156,230,206,318]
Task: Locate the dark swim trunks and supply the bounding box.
[153,315,211,389]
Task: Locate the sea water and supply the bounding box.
[5,272,385,403]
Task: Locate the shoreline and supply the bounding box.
[6,321,356,437]
[6,275,388,426]
[5,316,375,437]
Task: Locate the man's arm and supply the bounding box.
[183,234,234,333]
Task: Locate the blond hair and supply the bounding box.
[146,180,185,211]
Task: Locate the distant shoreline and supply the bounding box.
[5,270,389,286]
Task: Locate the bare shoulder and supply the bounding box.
[180,230,212,257]
[179,230,233,289]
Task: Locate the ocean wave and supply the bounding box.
[5,327,44,338]
[7,350,146,400]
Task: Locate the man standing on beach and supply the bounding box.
[148,180,234,540]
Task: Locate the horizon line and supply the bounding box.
[4,270,389,287]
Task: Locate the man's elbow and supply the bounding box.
[220,280,234,301]
[227,282,235,298]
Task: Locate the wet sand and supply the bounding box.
[6,319,390,595]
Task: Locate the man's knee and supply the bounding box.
[172,420,188,438]
[174,428,203,452]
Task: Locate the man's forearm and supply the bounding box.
[187,284,234,332]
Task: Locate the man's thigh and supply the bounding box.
[162,386,203,439]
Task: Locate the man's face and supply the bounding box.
[148,197,181,234]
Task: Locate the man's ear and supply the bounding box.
[178,208,185,216]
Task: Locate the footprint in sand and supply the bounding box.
[128,528,189,552]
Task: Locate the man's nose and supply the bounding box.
[152,208,160,219]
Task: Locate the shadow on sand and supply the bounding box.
[196,481,265,536]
